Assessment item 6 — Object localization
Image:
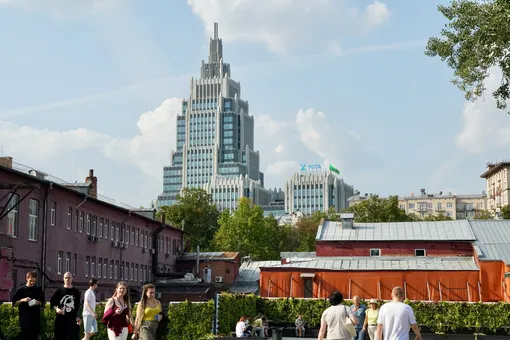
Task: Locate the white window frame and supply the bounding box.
[85,256,90,277]
[65,252,71,273]
[415,249,426,257]
[7,193,19,237]
[370,248,381,257]
[28,199,39,241]
[86,214,91,235]
[67,207,72,230]
[110,260,114,280]
[57,251,63,274]
[79,211,84,233]
[98,258,102,278]
[50,201,56,226]
[73,254,77,276]
[99,217,104,238]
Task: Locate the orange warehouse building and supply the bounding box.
[258,216,510,302]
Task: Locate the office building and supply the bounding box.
[480,160,510,215]
[157,23,269,210]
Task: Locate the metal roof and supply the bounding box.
[178,252,239,261]
[280,252,316,259]
[468,220,510,264]
[316,220,476,242]
[229,260,280,294]
[260,257,479,271]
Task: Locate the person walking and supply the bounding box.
[50,272,82,340]
[350,296,367,340]
[133,284,162,340]
[362,299,380,340]
[102,281,133,340]
[318,291,359,340]
[12,271,45,340]
[376,287,422,340]
[82,279,99,340]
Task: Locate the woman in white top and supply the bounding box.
[235,316,248,337]
[318,291,359,340]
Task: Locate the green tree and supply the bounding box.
[347,195,412,222]
[425,0,510,114]
[422,213,453,221]
[500,205,510,219]
[213,197,289,260]
[475,210,494,220]
[295,208,339,252]
[158,188,219,251]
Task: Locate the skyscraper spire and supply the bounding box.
[208,22,223,64]
[214,22,218,40]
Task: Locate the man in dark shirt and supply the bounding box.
[12,271,45,340]
[50,272,82,340]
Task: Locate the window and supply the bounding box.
[103,259,107,279]
[139,265,142,282]
[73,254,77,275]
[115,261,119,280]
[97,258,102,278]
[57,251,63,274]
[110,221,114,240]
[130,263,134,281]
[65,252,71,273]
[92,215,97,236]
[75,210,79,232]
[91,257,96,278]
[67,207,73,230]
[131,227,135,245]
[135,264,138,282]
[115,224,119,242]
[437,203,442,210]
[79,211,84,233]
[97,218,103,238]
[124,262,128,280]
[7,194,19,237]
[86,214,91,235]
[105,219,109,239]
[85,256,90,277]
[144,231,148,248]
[370,249,381,257]
[50,201,57,226]
[447,202,453,208]
[303,278,313,298]
[409,203,415,209]
[28,199,39,241]
[136,229,139,246]
[415,249,426,257]
[127,226,130,244]
[110,260,114,280]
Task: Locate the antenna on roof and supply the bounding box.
[214,22,218,39]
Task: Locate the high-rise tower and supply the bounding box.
[158,23,270,210]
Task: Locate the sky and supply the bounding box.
[1,0,509,208]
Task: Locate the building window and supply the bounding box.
[110,260,114,280]
[135,264,138,282]
[415,249,426,257]
[130,263,134,281]
[409,203,415,209]
[124,262,128,280]
[91,257,96,278]
[99,218,104,238]
[136,229,139,246]
[75,210,79,232]
[50,201,57,226]
[85,256,90,277]
[103,259,107,279]
[7,193,19,237]
[437,203,442,210]
[79,211,84,233]
[447,202,453,208]
[28,199,39,241]
[115,261,119,280]
[110,221,114,240]
[115,224,119,242]
[127,226,130,244]
[97,258,102,278]
[57,251,63,274]
[131,227,135,245]
[65,252,71,273]
[370,249,381,257]
[67,207,72,230]
[105,219,109,239]
[73,254,77,276]
[139,265,142,282]
[86,214,91,235]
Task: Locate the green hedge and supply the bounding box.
[1,295,510,340]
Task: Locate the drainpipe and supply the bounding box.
[196,245,200,278]
[41,182,52,292]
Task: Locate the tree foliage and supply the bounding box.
[425,0,510,113]
[213,197,292,260]
[295,208,339,252]
[422,213,453,221]
[158,188,219,251]
[347,195,412,222]
[475,209,494,220]
[500,204,510,219]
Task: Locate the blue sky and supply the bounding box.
[1,0,509,207]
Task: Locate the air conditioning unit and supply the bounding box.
[165,253,169,259]
[94,236,99,243]
[87,235,93,242]
[215,276,223,283]
[123,243,128,249]
[142,248,147,253]
[114,241,119,247]
[151,249,156,254]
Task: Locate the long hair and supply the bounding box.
[135,284,156,331]
[112,281,132,312]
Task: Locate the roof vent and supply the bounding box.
[29,169,47,180]
[340,213,354,229]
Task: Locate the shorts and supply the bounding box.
[83,315,98,333]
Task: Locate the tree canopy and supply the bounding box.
[158,188,219,251]
[475,210,494,220]
[346,195,412,222]
[295,208,339,252]
[425,0,510,114]
[501,205,510,219]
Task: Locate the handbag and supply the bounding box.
[127,323,134,334]
[344,306,357,337]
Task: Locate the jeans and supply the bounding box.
[353,327,366,340]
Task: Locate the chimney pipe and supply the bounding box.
[89,169,94,177]
[196,245,200,278]
[85,169,97,199]
[160,213,166,223]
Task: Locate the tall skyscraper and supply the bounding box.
[158,23,271,210]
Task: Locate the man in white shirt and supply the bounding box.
[376,287,421,340]
[82,279,98,340]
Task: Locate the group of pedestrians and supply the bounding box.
[318,287,422,340]
[11,271,163,340]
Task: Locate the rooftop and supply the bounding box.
[316,220,476,242]
[260,256,479,271]
[470,220,510,265]
[178,252,239,261]
[480,160,510,178]
[229,260,280,294]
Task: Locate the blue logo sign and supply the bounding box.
[300,164,322,172]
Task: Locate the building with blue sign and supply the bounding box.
[157,23,270,210]
[284,170,354,215]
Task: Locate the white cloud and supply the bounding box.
[0,0,121,17]
[275,144,286,154]
[187,0,391,54]
[456,69,510,153]
[265,160,299,176]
